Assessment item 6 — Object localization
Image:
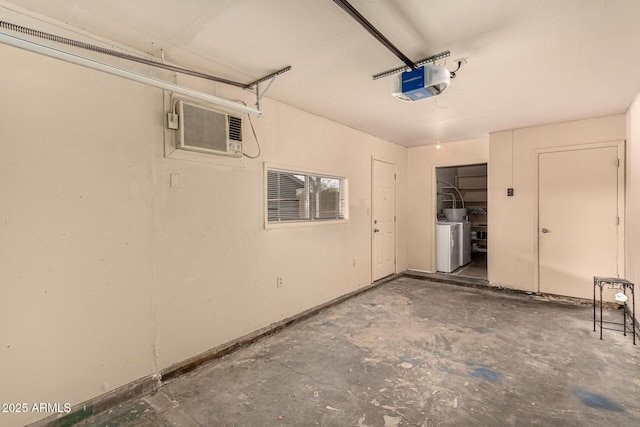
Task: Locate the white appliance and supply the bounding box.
[453,220,471,266]
[175,100,243,157]
[443,208,467,221]
[436,222,461,273]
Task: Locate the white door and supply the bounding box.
[372,159,396,281]
[538,146,619,299]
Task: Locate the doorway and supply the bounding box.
[538,145,621,299]
[435,163,488,279]
[372,159,396,281]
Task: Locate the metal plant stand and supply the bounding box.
[593,276,636,345]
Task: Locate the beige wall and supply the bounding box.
[489,115,626,292]
[0,42,406,425]
[0,44,160,427]
[407,138,489,272]
[626,93,640,315]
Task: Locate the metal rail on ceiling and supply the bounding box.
[332,0,418,71]
[331,1,451,80]
[0,20,290,91]
[0,31,263,116]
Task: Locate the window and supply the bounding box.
[266,167,347,224]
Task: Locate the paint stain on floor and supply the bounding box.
[469,367,499,382]
[574,390,624,412]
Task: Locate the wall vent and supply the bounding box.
[176,100,243,157]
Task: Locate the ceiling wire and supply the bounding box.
[449,60,463,78]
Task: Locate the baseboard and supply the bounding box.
[30,275,397,426]
[161,274,396,382]
[29,375,159,427]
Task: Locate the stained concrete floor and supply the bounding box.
[78,277,640,426]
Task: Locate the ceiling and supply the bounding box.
[2,0,640,147]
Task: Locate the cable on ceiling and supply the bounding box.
[449,60,463,79]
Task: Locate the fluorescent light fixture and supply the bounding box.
[0,31,262,117]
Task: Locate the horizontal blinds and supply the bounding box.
[267,169,308,222]
[267,169,345,223]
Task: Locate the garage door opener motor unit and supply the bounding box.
[391,64,450,101]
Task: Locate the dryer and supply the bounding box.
[455,220,471,266]
[436,222,461,273]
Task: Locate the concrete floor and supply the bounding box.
[450,252,487,280]
[78,277,640,426]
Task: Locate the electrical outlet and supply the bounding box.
[167,112,179,130]
[170,173,180,188]
[276,276,283,288]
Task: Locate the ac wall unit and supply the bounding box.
[176,100,243,157]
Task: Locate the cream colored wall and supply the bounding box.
[154,84,408,369]
[488,115,626,291]
[0,43,406,425]
[406,138,489,272]
[0,45,160,426]
[626,94,640,315]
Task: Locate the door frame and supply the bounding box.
[371,157,396,282]
[431,160,488,276]
[534,140,625,292]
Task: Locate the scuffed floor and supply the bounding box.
[78,277,640,426]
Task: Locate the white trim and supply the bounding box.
[431,160,488,277]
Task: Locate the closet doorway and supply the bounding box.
[435,163,487,279]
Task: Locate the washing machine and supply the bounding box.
[436,222,461,273]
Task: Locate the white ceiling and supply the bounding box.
[3,0,640,147]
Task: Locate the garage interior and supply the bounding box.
[2,1,640,426]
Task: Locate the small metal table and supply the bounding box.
[593,276,635,345]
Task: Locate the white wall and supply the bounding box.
[0,41,406,426]
[406,138,489,272]
[489,115,626,291]
[626,93,640,315]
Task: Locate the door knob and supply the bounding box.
[374,228,380,233]
[541,228,550,233]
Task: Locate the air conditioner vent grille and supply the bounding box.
[176,101,243,157]
[229,116,242,142]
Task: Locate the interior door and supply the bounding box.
[372,159,396,281]
[538,146,619,299]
